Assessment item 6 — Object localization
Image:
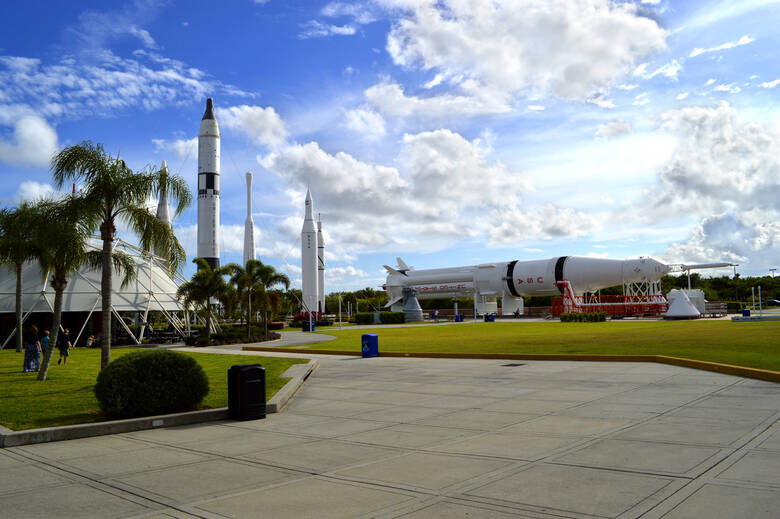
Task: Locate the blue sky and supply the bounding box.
[1,0,779,291]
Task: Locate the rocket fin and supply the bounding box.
[384,265,408,276]
[396,257,412,271]
[384,296,402,308]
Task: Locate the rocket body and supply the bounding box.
[301,190,319,314]
[197,98,220,270]
[384,256,671,313]
[317,215,325,313]
[244,171,256,265]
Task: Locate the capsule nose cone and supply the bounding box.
[202,98,215,120]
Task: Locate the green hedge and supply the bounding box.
[560,312,608,322]
[355,312,375,325]
[379,311,406,324]
[94,350,209,419]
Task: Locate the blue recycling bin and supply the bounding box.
[302,321,315,332]
[742,309,751,317]
[361,334,378,358]
[454,314,463,322]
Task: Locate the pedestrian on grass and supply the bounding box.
[57,328,72,365]
[22,325,41,372]
[40,330,51,357]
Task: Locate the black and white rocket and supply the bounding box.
[197,98,220,270]
[301,189,318,314]
[243,171,255,265]
[317,213,325,313]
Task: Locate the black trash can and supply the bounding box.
[228,364,266,420]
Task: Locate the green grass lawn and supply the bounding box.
[0,348,308,431]
[312,321,780,371]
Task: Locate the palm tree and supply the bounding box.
[227,261,257,338]
[0,202,42,352]
[177,258,232,339]
[51,141,191,369]
[35,197,136,380]
[250,260,290,335]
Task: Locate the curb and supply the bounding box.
[0,359,319,448]
[242,346,780,383]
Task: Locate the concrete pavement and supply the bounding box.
[2,353,778,518]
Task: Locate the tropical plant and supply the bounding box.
[0,202,42,352]
[177,258,232,339]
[51,141,191,369]
[227,260,290,337]
[34,197,134,380]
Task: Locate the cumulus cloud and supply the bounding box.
[327,266,370,280]
[12,181,58,203]
[218,105,287,148]
[486,204,601,245]
[382,0,666,102]
[364,80,510,118]
[299,20,356,38]
[0,116,58,167]
[344,108,386,140]
[152,137,197,160]
[662,213,779,269]
[634,59,682,80]
[649,101,780,220]
[587,94,615,109]
[689,35,755,58]
[676,92,689,100]
[596,120,632,138]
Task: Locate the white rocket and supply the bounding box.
[156,160,171,227]
[317,213,325,313]
[301,189,318,314]
[197,98,220,270]
[243,171,256,265]
[384,256,671,315]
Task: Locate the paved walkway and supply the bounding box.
[2,354,778,518]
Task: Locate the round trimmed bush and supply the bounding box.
[94,350,209,419]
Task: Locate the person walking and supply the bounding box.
[40,330,51,358]
[57,328,72,366]
[22,325,41,372]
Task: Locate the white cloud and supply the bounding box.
[327,266,370,280]
[382,0,666,102]
[364,80,511,119]
[321,2,378,25]
[713,83,741,94]
[617,83,639,90]
[299,20,356,38]
[152,137,197,160]
[596,120,632,139]
[689,35,755,58]
[676,92,689,100]
[635,59,682,80]
[649,102,780,218]
[486,204,601,245]
[587,94,615,109]
[219,105,287,148]
[527,105,545,111]
[344,108,386,140]
[12,181,58,203]
[760,79,780,89]
[704,78,716,86]
[0,116,58,167]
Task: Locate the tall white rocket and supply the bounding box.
[301,189,319,314]
[243,171,256,265]
[197,98,220,270]
[317,213,325,313]
[156,160,171,227]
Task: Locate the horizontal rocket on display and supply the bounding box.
[384,256,671,314]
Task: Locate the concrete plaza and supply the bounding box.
[2,353,778,518]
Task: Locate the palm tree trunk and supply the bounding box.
[101,236,112,369]
[263,307,268,335]
[15,263,23,352]
[38,289,63,381]
[205,303,212,339]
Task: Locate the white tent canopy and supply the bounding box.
[0,239,188,347]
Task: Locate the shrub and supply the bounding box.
[267,321,284,330]
[196,336,211,347]
[94,350,209,419]
[355,312,374,325]
[315,319,333,326]
[380,311,406,324]
[560,311,606,322]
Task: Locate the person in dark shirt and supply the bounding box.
[57,329,72,365]
[22,325,41,372]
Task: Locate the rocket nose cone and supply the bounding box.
[202,98,215,120]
